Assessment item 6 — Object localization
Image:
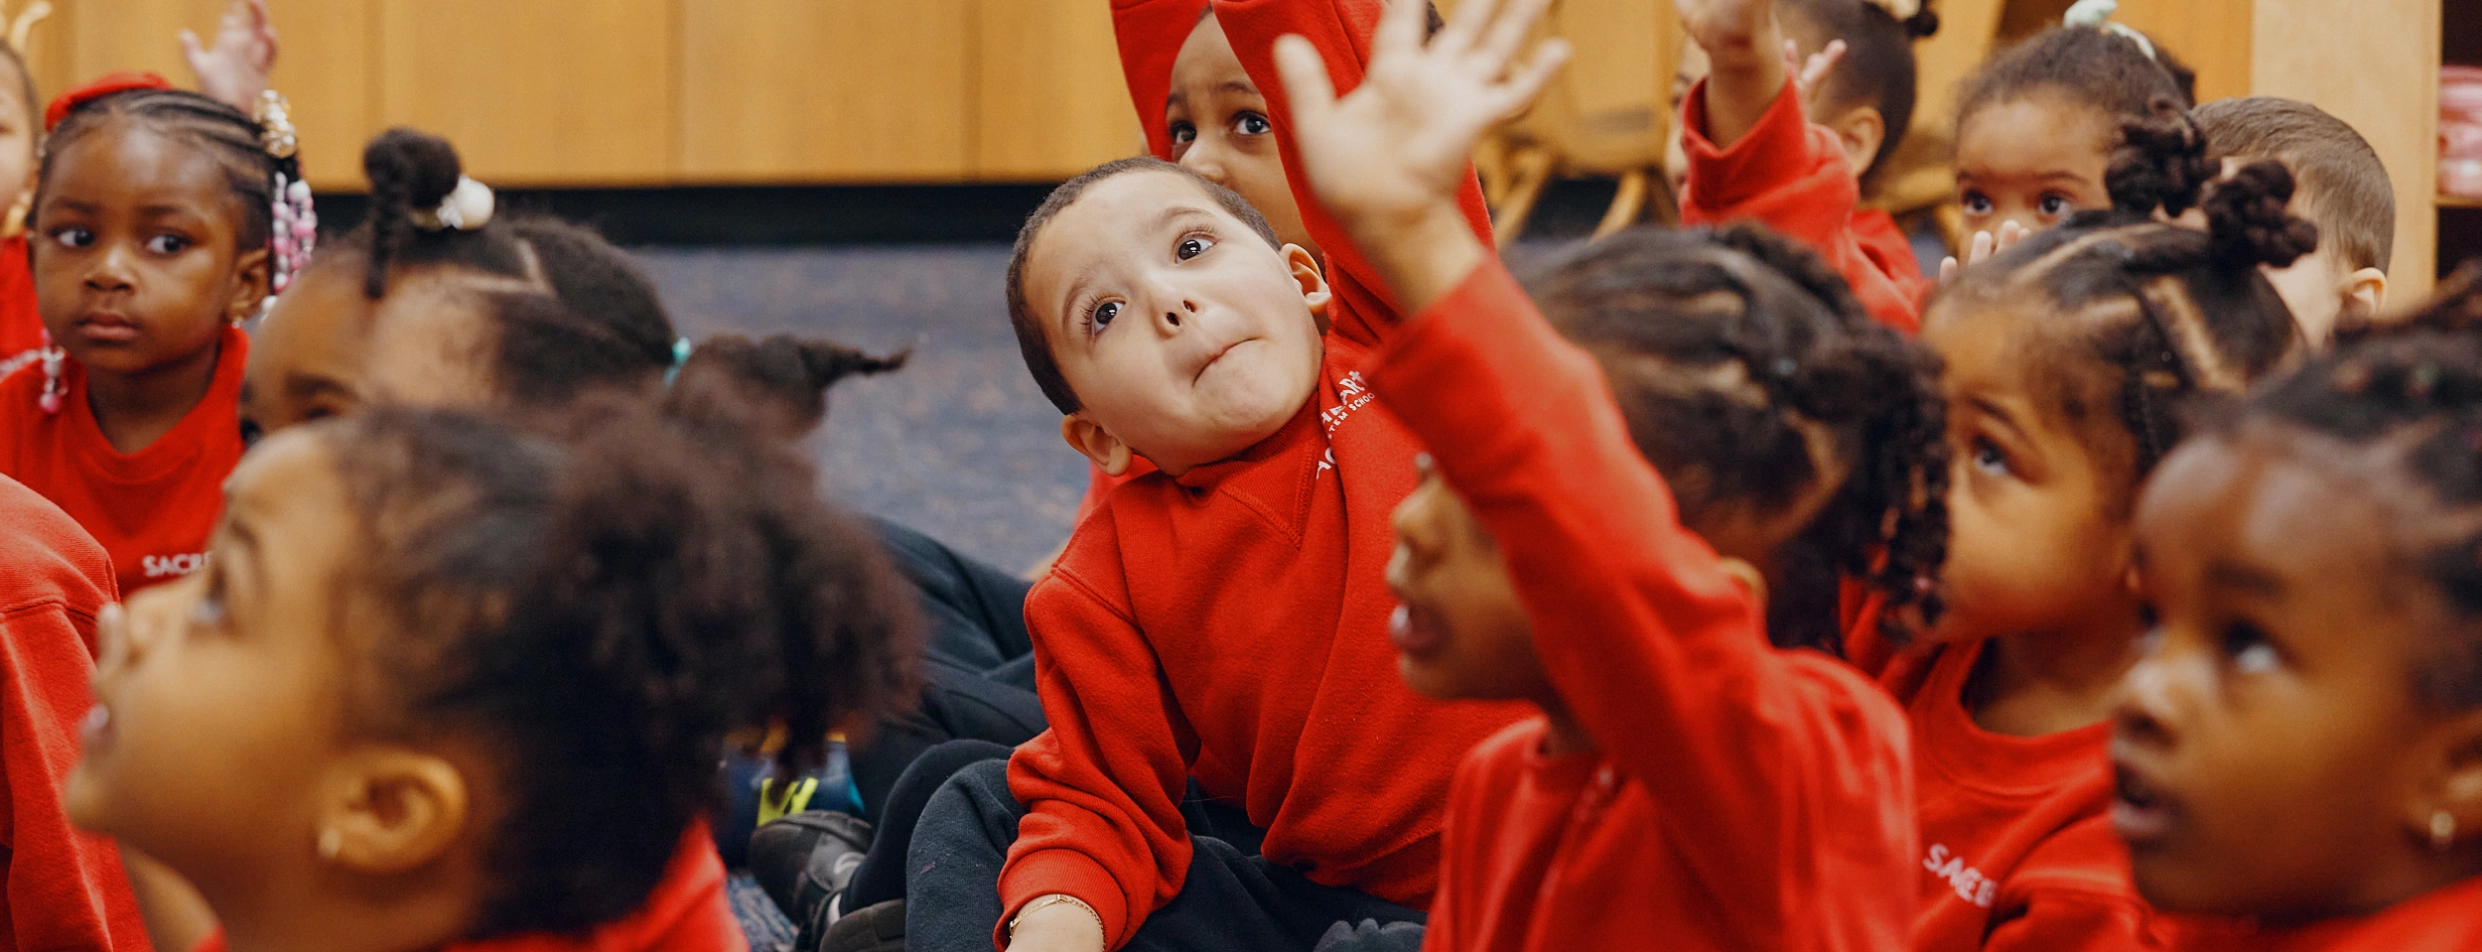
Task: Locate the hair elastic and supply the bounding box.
[665,337,693,387]
[2062,0,2156,61]
[410,176,495,232]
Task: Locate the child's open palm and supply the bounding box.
[182,0,278,114]
[1274,0,1568,241]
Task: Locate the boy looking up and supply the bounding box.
[903,12,1548,938]
[2194,96,2395,346]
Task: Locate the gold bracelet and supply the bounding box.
[1008,893,1105,945]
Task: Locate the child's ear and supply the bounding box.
[1061,414,1135,476]
[2410,708,2482,856]
[227,245,274,323]
[2342,266,2388,320]
[1824,106,1886,183]
[1281,244,1333,335]
[316,747,470,875]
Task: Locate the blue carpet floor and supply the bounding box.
[638,245,1085,575]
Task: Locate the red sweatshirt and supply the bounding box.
[1880,639,2168,952]
[188,827,742,952]
[0,473,152,948]
[2162,878,2482,952]
[0,236,40,377]
[1374,262,1917,952]
[1680,78,1927,334]
[0,324,247,595]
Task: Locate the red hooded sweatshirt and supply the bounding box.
[0,324,247,596]
[0,236,43,377]
[1001,3,1522,945]
[1376,262,1918,952]
[1680,77,1928,334]
[0,473,152,948]
[189,828,742,952]
[1877,639,2169,952]
[2161,878,2482,952]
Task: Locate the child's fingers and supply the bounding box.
[1940,256,1959,283]
[1272,35,1340,128]
[180,28,205,65]
[1434,0,1498,57]
[1969,230,1994,264]
[1475,0,1559,71]
[1371,0,1430,64]
[1491,37,1570,120]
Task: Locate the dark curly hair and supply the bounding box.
[1520,224,1950,654]
[1958,24,2195,158]
[1779,0,1940,186]
[320,397,919,936]
[2203,263,2482,709]
[1931,98,2313,499]
[301,127,902,427]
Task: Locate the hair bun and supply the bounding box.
[365,128,464,213]
[2106,97,2216,217]
[2204,159,2319,269]
[1904,0,1941,39]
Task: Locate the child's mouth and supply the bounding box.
[2110,761,2178,846]
[73,313,141,344]
[79,704,114,752]
[1388,603,1450,659]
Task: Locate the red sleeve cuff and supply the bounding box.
[1679,77,1828,211]
[998,848,1134,951]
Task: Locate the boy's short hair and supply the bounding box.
[1005,156,1282,415]
[1780,0,1940,186]
[2194,97,2395,272]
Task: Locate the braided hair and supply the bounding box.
[1521,224,1949,653]
[320,397,918,935]
[317,128,902,431]
[1931,97,2313,496]
[2209,264,2482,709]
[40,82,309,296]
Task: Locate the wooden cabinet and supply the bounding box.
[680,0,974,183]
[377,0,677,185]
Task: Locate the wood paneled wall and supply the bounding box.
[18,0,1141,190]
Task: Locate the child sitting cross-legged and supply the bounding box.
[1272,2,1945,947]
[2112,270,2482,950]
[66,394,920,952]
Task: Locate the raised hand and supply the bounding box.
[1273,0,1567,309]
[1937,220,2031,283]
[182,0,278,114]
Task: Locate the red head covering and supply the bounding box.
[44,71,173,132]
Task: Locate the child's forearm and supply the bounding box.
[1345,201,1490,320]
[1694,9,1787,150]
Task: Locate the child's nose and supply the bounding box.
[1154,299,1199,334]
[1177,141,1232,188]
[84,246,135,291]
[2110,654,2186,749]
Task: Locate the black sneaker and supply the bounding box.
[749,811,873,938]
[822,897,905,952]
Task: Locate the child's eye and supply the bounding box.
[1961,192,1993,215]
[50,227,92,249]
[145,234,191,254]
[1970,437,2010,476]
[2221,621,2281,674]
[1089,300,1122,330]
[2038,194,2072,217]
[1234,112,1272,136]
[1176,236,1216,261]
[1169,121,1197,147]
[190,572,227,630]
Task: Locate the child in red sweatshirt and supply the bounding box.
[2105,278,2482,952]
[0,475,151,948]
[1271,5,1943,949]
[1868,106,2315,952]
[1676,0,1932,333]
[66,401,914,952]
[0,74,305,596]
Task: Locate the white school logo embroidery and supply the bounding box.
[143,552,209,579]
[1923,844,1998,908]
[1319,372,1377,436]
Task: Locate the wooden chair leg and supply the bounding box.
[1592,168,1649,240]
[1492,147,1557,246]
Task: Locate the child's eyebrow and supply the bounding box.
[1968,395,2036,445]
[2204,560,2284,597]
[1166,80,1261,111]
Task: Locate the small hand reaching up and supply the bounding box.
[1937,220,2030,283]
[1273,0,1568,313]
[182,0,278,114]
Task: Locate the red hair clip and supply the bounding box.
[44,70,173,133]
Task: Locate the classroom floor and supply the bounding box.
[639,244,1087,576]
